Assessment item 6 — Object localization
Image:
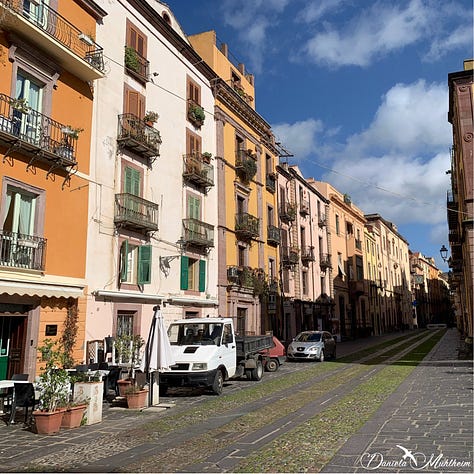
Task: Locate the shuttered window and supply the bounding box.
[124,166,141,195]
[126,22,146,57]
[120,241,151,285]
[186,130,201,155]
[187,79,200,104]
[180,256,206,291]
[125,88,145,119]
[137,245,152,284]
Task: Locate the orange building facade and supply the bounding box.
[0,0,106,378]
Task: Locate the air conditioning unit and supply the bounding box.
[227,266,240,280]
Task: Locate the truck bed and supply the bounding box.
[235,334,273,358]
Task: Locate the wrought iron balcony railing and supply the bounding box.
[0,230,47,271]
[235,148,257,182]
[182,218,214,249]
[281,246,299,267]
[117,114,161,159]
[235,213,259,240]
[300,199,310,216]
[114,193,159,233]
[318,214,327,227]
[319,253,332,271]
[279,202,297,223]
[0,93,78,167]
[267,225,281,246]
[266,173,276,193]
[0,0,104,79]
[301,246,315,264]
[182,153,214,188]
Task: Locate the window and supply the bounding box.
[186,129,201,155]
[187,77,201,105]
[126,21,147,58]
[335,215,340,235]
[337,253,345,278]
[282,268,290,293]
[346,222,353,236]
[265,154,272,175]
[268,258,276,279]
[267,206,274,226]
[124,86,145,119]
[356,256,364,280]
[300,226,306,248]
[180,256,206,292]
[117,311,135,337]
[302,270,308,295]
[235,135,244,155]
[124,166,141,196]
[238,245,246,267]
[120,241,152,285]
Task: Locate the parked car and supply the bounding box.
[286,331,336,362]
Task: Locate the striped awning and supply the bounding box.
[0,280,84,299]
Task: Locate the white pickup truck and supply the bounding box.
[160,317,273,395]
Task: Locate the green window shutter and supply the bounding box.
[198,260,206,292]
[124,167,141,196]
[120,240,128,282]
[180,256,189,290]
[187,196,200,219]
[137,245,152,284]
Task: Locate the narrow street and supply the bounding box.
[1,328,471,473]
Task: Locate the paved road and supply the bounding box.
[0,329,471,473]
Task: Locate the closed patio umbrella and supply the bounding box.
[141,306,175,406]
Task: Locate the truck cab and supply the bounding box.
[161,318,237,395]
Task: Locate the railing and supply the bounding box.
[0,230,47,271]
[114,193,159,232]
[182,218,214,248]
[319,253,332,270]
[281,246,299,266]
[318,214,327,227]
[266,173,276,192]
[301,246,315,263]
[235,148,257,182]
[235,213,259,240]
[182,153,214,188]
[1,0,104,73]
[117,113,161,158]
[267,225,281,245]
[279,202,297,223]
[124,46,149,82]
[0,93,78,165]
[300,199,310,216]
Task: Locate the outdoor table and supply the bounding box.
[0,380,31,424]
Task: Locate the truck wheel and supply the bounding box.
[266,358,279,372]
[319,350,325,362]
[212,370,224,395]
[250,359,264,381]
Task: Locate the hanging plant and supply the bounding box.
[238,157,257,182]
[124,46,140,73]
[188,103,205,126]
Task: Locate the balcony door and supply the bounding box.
[15,71,43,144]
[22,0,50,29]
[187,195,201,240]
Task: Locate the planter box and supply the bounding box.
[73,381,103,425]
[126,389,148,409]
[61,404,87,429]
[33,410,64,435]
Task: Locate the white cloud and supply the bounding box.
[425,25,473,61]
[220,0,290,73]
[296,0,346,23]
[273,119,323,160]
[303,0,431,67]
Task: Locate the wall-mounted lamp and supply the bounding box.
[159,238,186,276]
[440,245,449,262]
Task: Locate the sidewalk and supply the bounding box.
[323,328,474,472]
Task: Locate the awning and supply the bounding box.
[167,296,219,307]
[0,280,84,298]
[93,289,164,303]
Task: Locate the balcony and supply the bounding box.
[117,114,161,160]
[266,173,276,193]
[281,246,299,267]
[267,225,281,246]
[187,99,205,128]
[0,230,46,271]
[235,213,259,241]
[182,153,214,189]
[279,202,297,223]
[182,218,214,249]
[300,199,310,216]
[0,93,79,169]
[235,148,257,183]
[319,253,332,271]
[301,246,315,265]
[227,265,254,288]
[124,46,150,83]
[447,190,458,228]
[114,193,159,233]
[0,0,104,81]
[349,279,365,296]
[318,214,327,227]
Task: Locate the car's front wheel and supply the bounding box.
[211,370,224,395]
[318,349,325,362]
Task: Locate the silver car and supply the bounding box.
[286,331,336,362]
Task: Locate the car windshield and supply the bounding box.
[168,323,223,346]
[295,332,321,342]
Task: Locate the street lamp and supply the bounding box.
[440,245,449,262]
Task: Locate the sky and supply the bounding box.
[166,0,473,271]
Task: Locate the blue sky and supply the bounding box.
[166,0,473,271]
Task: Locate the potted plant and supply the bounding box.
[143,110,159,126]
[61,126,84,139]
[114,334,145,396]
[188,102,205,127]
[201,152,212,163]
[33,339,71,435]
[125,381,148,409]
[8,97,30,113]
[124,46,140,73]
[61,400,88,429]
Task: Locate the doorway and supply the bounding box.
[0,315,27,379]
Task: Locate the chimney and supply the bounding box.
[220,43,228,58]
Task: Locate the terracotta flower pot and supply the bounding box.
[126,389,148,409]
[61,405,87,429]
[33,410,64,435]
[117,379,132,397]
